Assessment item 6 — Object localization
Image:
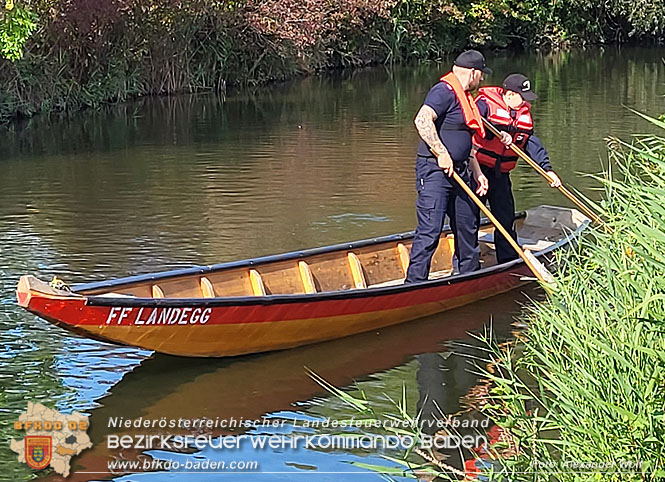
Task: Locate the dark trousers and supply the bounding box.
[479,164,518,264]
[405,157,480,283]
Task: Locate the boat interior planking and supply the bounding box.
[77,207,582,300]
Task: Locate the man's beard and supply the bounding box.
[468,78,481,91]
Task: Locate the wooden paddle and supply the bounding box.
[430,148,554,288]
[449,170,555,290]
[481,117,605,227]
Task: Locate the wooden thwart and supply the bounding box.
[347,252,367,289]
[447,236,455,254]
[249,269,266,296]
[298,261,317,294]
[200,277,215,298]
[397,243,410,275]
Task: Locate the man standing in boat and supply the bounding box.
[472,74,562,263]
[406,50,500,282]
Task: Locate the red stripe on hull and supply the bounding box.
[26,265,529,328]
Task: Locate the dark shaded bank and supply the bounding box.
[1,0,664,121]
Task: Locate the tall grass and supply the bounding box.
[312,115,665,481]
[482,114,665,481]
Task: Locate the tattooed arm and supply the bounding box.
[414,105,445,154]
[414,105,454,176]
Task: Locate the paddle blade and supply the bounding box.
[524,249,556,285]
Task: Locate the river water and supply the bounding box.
[0,47,663,481]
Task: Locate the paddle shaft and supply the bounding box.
[481,118,604,226]
[449,170,549,286]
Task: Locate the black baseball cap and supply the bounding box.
[453,50,492,74]
[503,73,537,101]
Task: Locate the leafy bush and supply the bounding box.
[0,1,37,60]
[0,0,664,119]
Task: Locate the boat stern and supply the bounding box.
[16,275,33,308]
[16,275,83,311]
[16,275,137,348]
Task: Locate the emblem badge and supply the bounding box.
[25,436,52,470]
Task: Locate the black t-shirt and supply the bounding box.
[416,81,474,162]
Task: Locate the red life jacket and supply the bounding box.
[473,86,533,173]
[440,72,485,138]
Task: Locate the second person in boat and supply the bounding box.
[472,73,562,264]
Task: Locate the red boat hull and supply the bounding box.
[17,265,532,357]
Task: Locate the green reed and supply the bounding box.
[312,114,665,481]
[482,113,665,481]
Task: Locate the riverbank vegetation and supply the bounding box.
[314,115,665,481]
[480,114,665,480]
[1,0,665,120]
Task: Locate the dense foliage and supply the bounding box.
[0,0,37,60]
[0,0,664,119]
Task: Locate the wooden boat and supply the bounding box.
[16,205,589,357]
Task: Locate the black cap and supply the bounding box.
[503,73,536,101]
[453,50,492,74]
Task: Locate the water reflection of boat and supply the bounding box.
[18,205,585,357]
[41,290,530,482]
